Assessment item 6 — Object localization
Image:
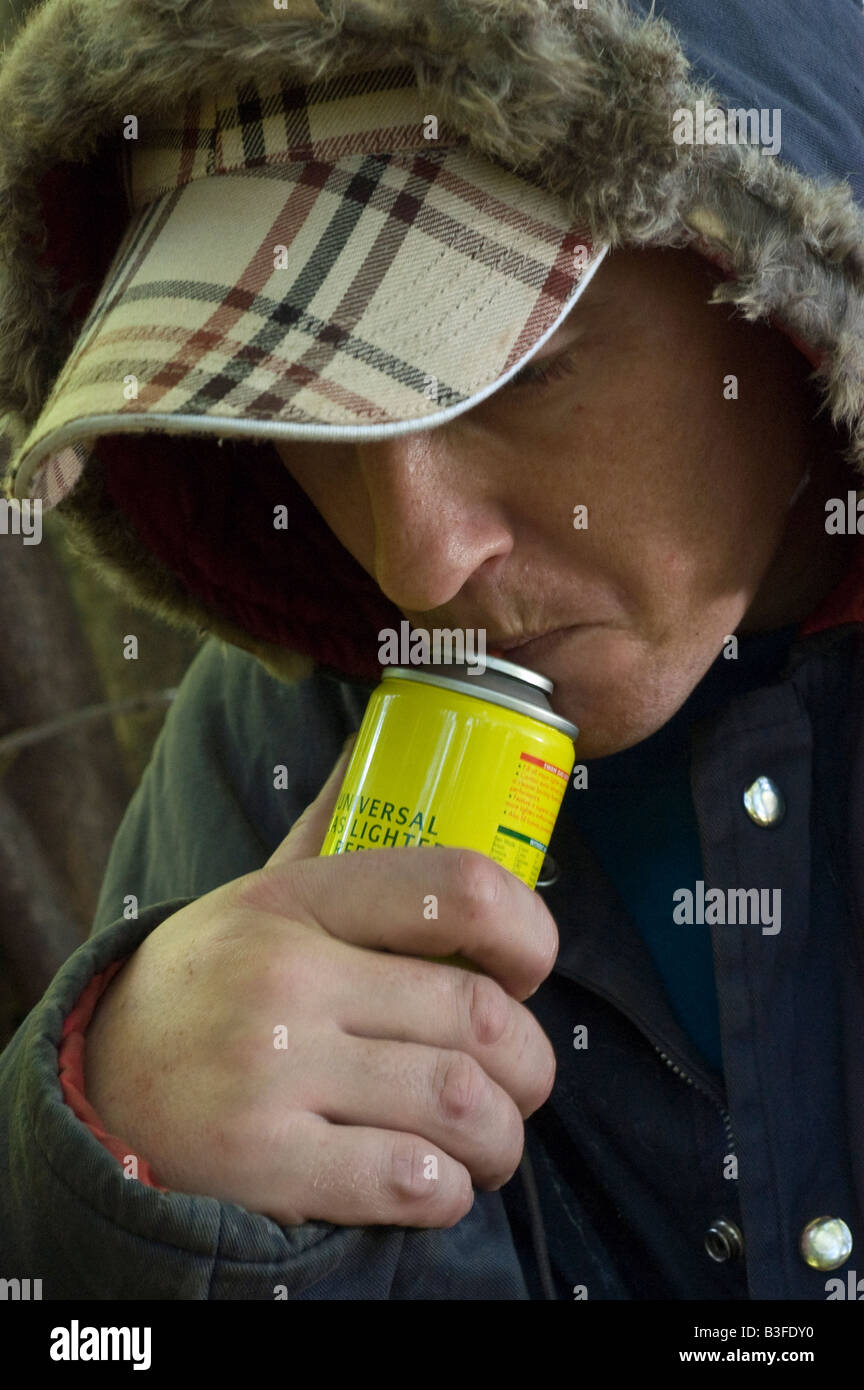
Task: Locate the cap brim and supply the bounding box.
[10,76,606,505]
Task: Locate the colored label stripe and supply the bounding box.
[520,751,569,779]
[496,825,548,853]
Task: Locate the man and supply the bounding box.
[1,0,863,1301]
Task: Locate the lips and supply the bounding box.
[489,626,571,655]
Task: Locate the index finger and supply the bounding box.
[242,845,559,1001]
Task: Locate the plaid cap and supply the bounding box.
[8,63,606,507]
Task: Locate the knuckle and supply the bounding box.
[451,849,503,922]
[464,970,510,1047]
[229,866,278,912]
[270,944,323,1011]
[226,933,320,1017]
[221,1022,268,1076]
[231,862,312,924]
[210,1097,269,1167]
[186,926,278,1006]
[435,1050,487,1125]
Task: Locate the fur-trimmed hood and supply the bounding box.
[2,0,864,684]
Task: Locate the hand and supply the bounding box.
[85,741,559,1228]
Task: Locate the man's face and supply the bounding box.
[276,246,854,758]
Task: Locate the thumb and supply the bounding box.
[265,733,356,869]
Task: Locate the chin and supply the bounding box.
[561,717,665,760]
[552,691,668,758]
[544,628,712,760]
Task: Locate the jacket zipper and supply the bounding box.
[557,968,738,1159]
[523,1027,739,1302]
[525,969,741,1299]
[652,1042,737,1159]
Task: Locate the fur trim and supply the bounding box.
[1,0,864,662]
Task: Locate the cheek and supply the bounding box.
[569,398,789,619]
[609,522,776,649]
[321,487,372,561]
[281,452,373,563]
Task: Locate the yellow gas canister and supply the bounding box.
[319,655,578,902]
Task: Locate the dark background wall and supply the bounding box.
[0,0,199,1048]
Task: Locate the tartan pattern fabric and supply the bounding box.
[8,64,601,506]
[39,444,90,509]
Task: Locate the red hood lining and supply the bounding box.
[101,432,399,682]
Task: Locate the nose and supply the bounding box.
[356,430,513,612]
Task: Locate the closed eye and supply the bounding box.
[505,347,580,391]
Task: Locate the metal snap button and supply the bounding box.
[705,1218,744,1262]
[742,776,785,826]
[799,1216,853,1271]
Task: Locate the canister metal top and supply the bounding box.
[381,656,579,742]
[482,653,554,692]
